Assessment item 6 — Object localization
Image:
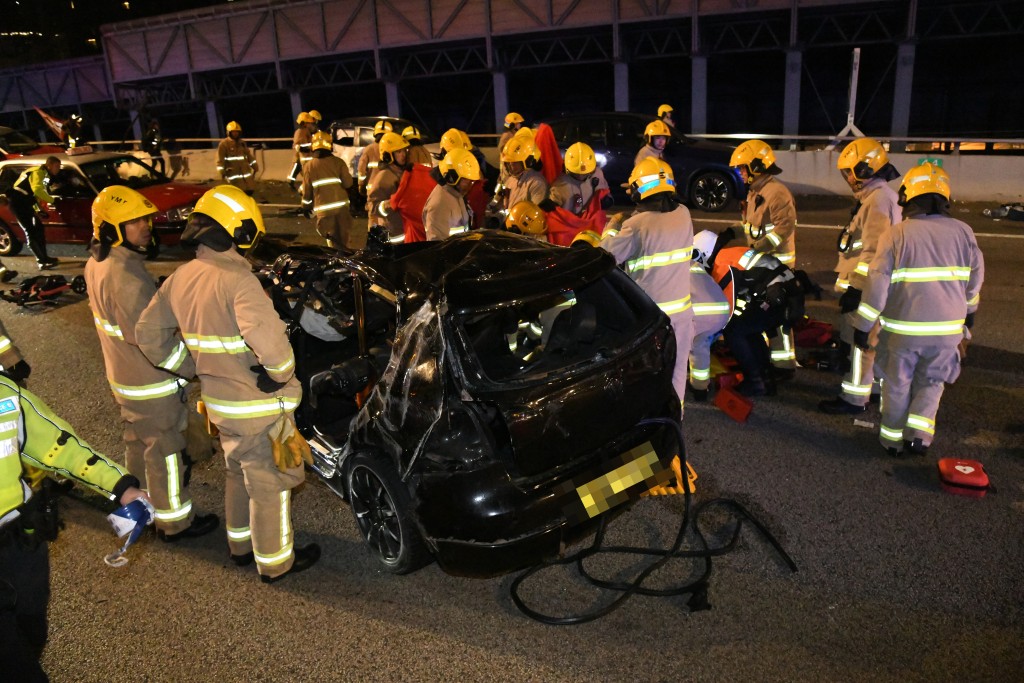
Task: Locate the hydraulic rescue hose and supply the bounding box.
[509,417,798,625]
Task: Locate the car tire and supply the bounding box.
[0,221,23,256]
[346,452,431,574]
[689,171,733,213]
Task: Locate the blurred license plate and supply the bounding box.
[557,442,670,524]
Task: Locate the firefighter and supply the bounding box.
[366,132,409,238]
[819,138,902,415]
[357,120,392,195]
[729,139,798,378]
[136,186,319,583]
[498,112,524,157]
[658,104,675,128]
[301,130,357,250]
[502,133,548,215]
[287,112,317,190]
[308,109,323,130]
[402,126,433,166]
[634,120,671,167]
[687,230,732,401]
[60,113,85,148]
[5,157,61,270]
[543,142,612,215]
[595,157,694,411]
[852,163,984,456]
[0,366,149,680]
[216,121,258,195]
[701,235,805,397]
[423,148,479,241]
[85,185,219,542]
[506,200,548,241]
[141,119,165,175]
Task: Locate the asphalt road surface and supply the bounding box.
[2,186,1021,682]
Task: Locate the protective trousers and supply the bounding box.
[769,327,797,370]
[8,197,50,263]
[876,343,960,451]
[688,332,717,391]
[220,428,304,579]
[0,532,49,682]
[669,312,695,413]
[121,394,193,535]
[838,313,880,406]
[316,211,364,251]
[725,305,784,384]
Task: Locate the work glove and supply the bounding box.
[268,415,313,473]
[964,312,975,329]
[853,329,871,351]
[838,287,862,314]
[5,360,31,384]
[718,227,736,245]
[250,365,287,394]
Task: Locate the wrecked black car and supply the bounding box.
[254,231,682,577]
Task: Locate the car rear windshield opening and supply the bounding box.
[457,269,660,384]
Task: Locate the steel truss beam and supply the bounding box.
[282,54,378,88]
[799,3,905,47]
[699,11,790,53]
[916,0,1024,40]
[495,31,612,69]
[193,69,279,100]
[381,42,489,79]
[624,22,691,60]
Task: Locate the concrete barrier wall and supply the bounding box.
[172,148,1023,203]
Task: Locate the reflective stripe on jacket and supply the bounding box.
[423,184,471,242]
[744,174,797,264]
[136,245,301,435]
[217,137,256,190]
[854,213,984,349]
[834,177,901,291]
[85,248,195,408]
[301,155,354,215]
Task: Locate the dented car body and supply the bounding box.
[256,231,681,577]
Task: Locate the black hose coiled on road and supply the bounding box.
[509,417,798,625]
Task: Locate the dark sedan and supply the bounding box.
[253,231,682,577]
[546,112,743,211]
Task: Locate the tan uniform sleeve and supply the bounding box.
[216,140,228,178]
[233,275,295,382]
[751,183,797,255]
[849,195,894,290]
[136,287,196,379]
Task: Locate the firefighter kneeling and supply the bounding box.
[137,186,319,584]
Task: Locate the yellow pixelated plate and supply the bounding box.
[556,442,672,525]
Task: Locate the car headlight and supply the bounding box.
[165,205,194,223]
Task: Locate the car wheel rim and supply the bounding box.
[694,175,728,211]
[0,231,9,252]
[350,466,403,564]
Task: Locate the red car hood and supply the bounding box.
[139,181,207,211]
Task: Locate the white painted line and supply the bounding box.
[692,217,1024,239]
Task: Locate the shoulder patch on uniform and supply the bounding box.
[0,398,18,414]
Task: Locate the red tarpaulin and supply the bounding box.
[533,123,563,185]
[392,164,487,243]
[34,107,64,140]
[545,190,610,246]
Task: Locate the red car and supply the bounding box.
[0,150,207,256]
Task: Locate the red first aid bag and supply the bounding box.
[937,458,991,498]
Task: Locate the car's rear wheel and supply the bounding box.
[346,452,431,574]
[0,221,23,256]
[689,171,733,212]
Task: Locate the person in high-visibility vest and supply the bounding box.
[852,163,984,456]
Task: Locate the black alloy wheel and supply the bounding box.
[0,222,23,256]
[690,171,733,212]
[346,453,430,574]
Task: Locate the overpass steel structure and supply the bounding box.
[1,0,1022,141]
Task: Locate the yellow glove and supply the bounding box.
[269,415,313,472]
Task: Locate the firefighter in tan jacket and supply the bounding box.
[730,140,798,374]
[820,138,902,415]
[423,148,479,241]
[853,163,984,456]
[367,132,409,238]
[402,126,433,167]
[501,133,548,216]
[357,120,392,194]
[85,186,219,540]
[287,112,317,189]
[136,186,320,583]
[301,131,358,250]
[216,121,257,195]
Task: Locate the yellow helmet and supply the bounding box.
[837,137,890,179]
[296,112,315,125]
[644,120,671,144]
[378,131,410,164]
[504,112,525,129]
[501,135,540,165]
[513,126,534,139]
[629,157,676,200]
[506,201,547,236]
[401,125,421,141]
[439,127,471,154]
[373,120,393,137]
[571,230,602,248]
[900,162,951,202]
[308,109,322,122]
[184,185,266,251]
[657,104,674,118]
[311,130,333,153]
[226,121,242,134]
[730,140,776,175]
[91,185,157,246]
[564,142,597,175]
[439,148,481,184]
